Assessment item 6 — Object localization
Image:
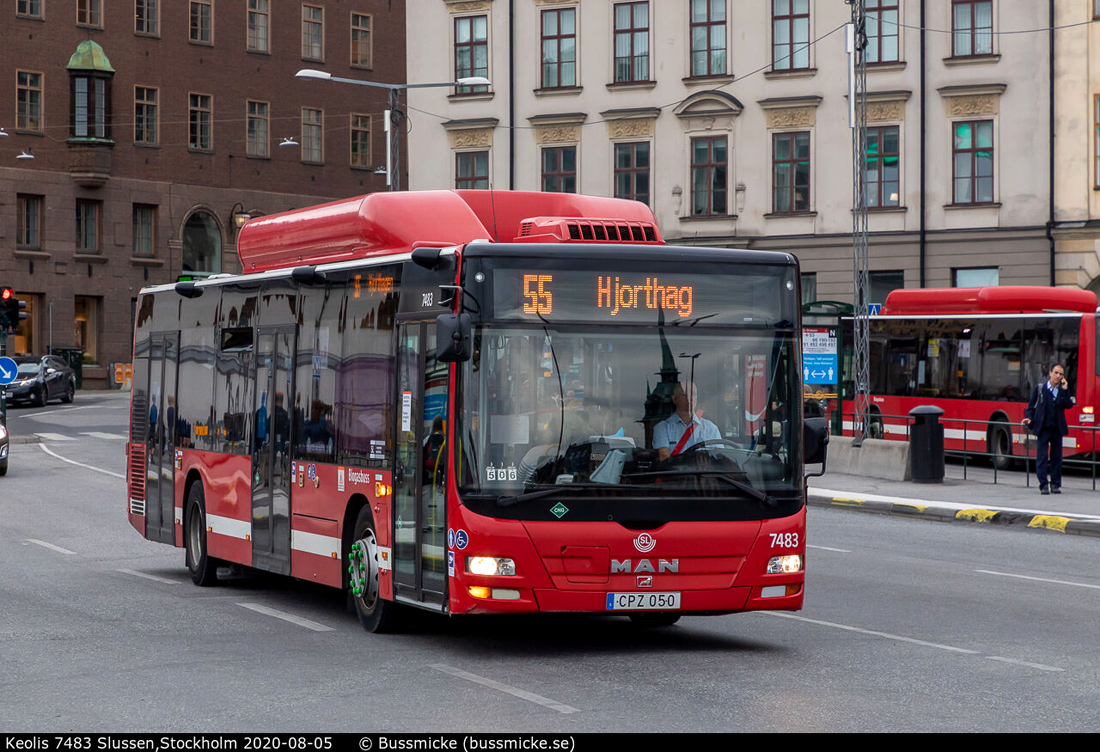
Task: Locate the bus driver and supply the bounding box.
[654,381,722,460]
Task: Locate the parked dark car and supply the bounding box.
[0,417,8,476]
[4,355,77,406]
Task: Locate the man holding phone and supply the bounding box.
[1023,364,1074,495]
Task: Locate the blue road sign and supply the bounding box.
[0,357,18,385]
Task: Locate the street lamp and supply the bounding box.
[295,69,491,191]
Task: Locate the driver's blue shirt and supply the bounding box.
[653,413,722,455]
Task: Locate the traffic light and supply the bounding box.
[0,288,26,332]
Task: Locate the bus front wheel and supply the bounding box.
[349,506,404,634]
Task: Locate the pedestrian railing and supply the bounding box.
[839,410,1100,490]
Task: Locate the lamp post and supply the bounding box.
[295,69,491,191]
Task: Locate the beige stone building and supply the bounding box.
[407,1,1097,302]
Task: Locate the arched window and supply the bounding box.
[67,40,114,142]
[182,210,222,274]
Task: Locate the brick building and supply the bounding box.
[0,0,405,387]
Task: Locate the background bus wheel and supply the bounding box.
[349,506,403,634]
[184,483,220,587]
[989,424,1013,471]
[869,410,885,439]
[629,613,681,628]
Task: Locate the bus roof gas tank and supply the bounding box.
[236,190,662,272]
[882,286,1098,316]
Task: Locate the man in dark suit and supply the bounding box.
[1023,363,1074,495]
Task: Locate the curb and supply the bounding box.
[807,491,1100,539]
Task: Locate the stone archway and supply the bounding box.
[181,210,222,274]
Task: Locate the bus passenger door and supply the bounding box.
[145,333,178,545]
[252,327,295,575]
[393,322,448,608]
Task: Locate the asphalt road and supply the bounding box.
[2,392,1098,733]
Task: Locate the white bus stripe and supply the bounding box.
[290,530,340,559]
[207,513,251,541]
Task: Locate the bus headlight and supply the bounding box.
[466,556,516,576]
[767,555,803,574]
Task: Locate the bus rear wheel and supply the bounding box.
[184,483,221,587]
[988,423,1013,471]
[349,506,404,634]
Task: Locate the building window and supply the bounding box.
[248,0,270,53]
[350,114,370,168]
[1095,96,1100,189]
[72,74,111,140]
[17,71,43,133]
[134,86,158,145]
[800,272,817,304]
[247,100,269,157]
[132,205,156,258]
[614,141,650,205]
[865,125,900,208]
[302,5,324,61]
[77,0,103,28]
[541,146,577,193]
[456,151,490,189]
[455,16,489,93]
[74,297,100,364]
[541,8,576,89]
[614,2,650,83]
[190,0,213,45]
[952,120,994,204]
[17,1,43,20]
[136,1,159,35]
[953,267,999,287]
[301,108,323,163]
[865,1,899,64]
[869,271,903,305]
[189,92,212,151]
[691,135,727,216]
[773,0,810,71]
[182,210,222,274]
[772,131,811,213]
[76,200,101,253]
[17,195,43,250]
[351,13,372,67]
[689,0,726,77]
[951,0,993,57]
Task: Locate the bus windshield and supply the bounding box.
[455,324,801,521]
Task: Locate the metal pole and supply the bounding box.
[847,1,871,447]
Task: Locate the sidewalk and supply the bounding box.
[809,460,1100,538]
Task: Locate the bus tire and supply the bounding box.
[869,409,885,439]
[349,506,404,634]
[184,483,220,587]
[629,613,681,628]
[989,423,1013,471]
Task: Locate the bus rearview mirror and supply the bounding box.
[437,313,472,363]
[803,416,829,476]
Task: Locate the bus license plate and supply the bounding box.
[606,592,681,611]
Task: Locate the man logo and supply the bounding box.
[637,575,654,588]
[634,533,656,553]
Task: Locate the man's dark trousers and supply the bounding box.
[1036,428,1063,490]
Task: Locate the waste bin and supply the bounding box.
[909,405,944,483]
[51,346,84,390]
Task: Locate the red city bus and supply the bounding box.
[838,286,1098,468]
[127,190,825,632]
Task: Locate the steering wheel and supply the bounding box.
[670,439,745,472]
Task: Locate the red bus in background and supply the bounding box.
[839,286,1098,468]
[127,190,824,633]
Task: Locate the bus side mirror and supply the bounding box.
[803,416,829,477]
[437,313,472,362]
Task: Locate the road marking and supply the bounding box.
[34,433,77,442]
[430,663,580,714]
[808,544,851,553]
[237,602,336,632]
[761,612,979,654]
[26,539,77,555]
[21,403,128,419]
[81,432,127,440]
[117,568,179,585]
[975,569,1100,591]
[986,656,1064,672]
[37,443,126,479]
[760,612,1066,673]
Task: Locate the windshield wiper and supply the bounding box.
[621,470,777,508]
